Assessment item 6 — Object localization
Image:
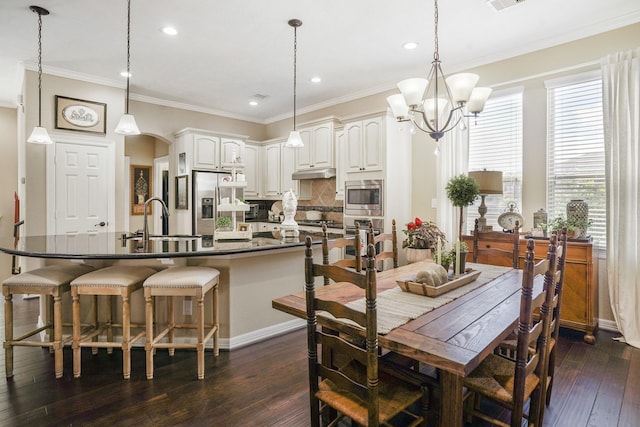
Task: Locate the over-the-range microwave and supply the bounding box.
[344,180,383,217]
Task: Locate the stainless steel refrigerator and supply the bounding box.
[192,170,236,247]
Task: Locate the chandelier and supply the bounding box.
[285,18,304,148]
[27,5,53,145]
[387,0,492,144]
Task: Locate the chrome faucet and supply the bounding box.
[143,197,170,251]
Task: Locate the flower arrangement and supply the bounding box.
[402,217,447,250]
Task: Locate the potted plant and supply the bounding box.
[215,216,232,231]
[438,250,454,272]
[445,174,480,242]
[449,241,469,274]
[543,215,592,239]
[402,217,447,263]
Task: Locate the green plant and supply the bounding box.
[402,217,447,250]
[215,216,232,229]
[437,251,453,270]
[543,214,592,234]
[449,241,469,273]
[446,174,480,241]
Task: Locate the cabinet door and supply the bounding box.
[295,129,313,170]
[312,123,334,168]
[281,145,298,196]
[243,144,261,198]
[335,129,346,199]
[193,135,220,170]
[345,121,364,172]
[220,138,244,169]
[362,117,383,171]
[264,143,282,198]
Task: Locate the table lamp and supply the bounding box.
[469,170,503,232]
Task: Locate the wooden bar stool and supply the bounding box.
[143,266,220,380]
[2,263,94,378]
[71,265,157,379]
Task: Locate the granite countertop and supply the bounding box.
[0,230,342,260]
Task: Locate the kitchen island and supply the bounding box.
[0,231,340,350]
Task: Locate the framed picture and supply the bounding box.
[238,223,249,232]
[131,165,152,215]
[178,152,187,175]
[175,175,188,209]
[55,95,106,135]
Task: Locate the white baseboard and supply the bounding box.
[598,318,619,333]
[221,319,306,350]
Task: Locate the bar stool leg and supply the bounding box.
[72,287,82,378]
[144,290,154,380]
[53,292,64,378]
[3,291,14,378]
[168,297,175,357]
[122,292,132,379]
[197,291,205,380]
[106,295,114,354]
[91,295,99,355]
[48,295,55,354]
[213,284,219,356]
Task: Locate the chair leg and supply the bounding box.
[91,295,99,355]
[197,293,205,380]
[106,295,114,355]
[213,284,219,356]
[47,295,55,354]
[72,288,82,378]
[168,297,175,357]
[53,293,64,379]
[145,292,154,380]
[4,291,14,378]
[122,293,131,379]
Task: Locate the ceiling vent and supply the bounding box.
[487,0,526,11]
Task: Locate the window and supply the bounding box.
[546,71,606,247]
[467,87,523,232]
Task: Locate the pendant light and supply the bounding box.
[27,5,53,145]
[285,19,303,148]
[115,0,141,135]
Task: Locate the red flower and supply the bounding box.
[414,217,423,227]
[407,222,416,231]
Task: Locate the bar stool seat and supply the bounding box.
[3,263,94,378]
[71,265,157,379]
[143,266,220,380]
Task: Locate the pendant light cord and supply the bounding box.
[125,0,132,114]
[433,0,439,62]
[36,10,43,127]
[292,23,297,131]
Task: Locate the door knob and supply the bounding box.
[95,221,107,227]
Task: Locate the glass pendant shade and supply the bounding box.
[424,98,449,125]
[27,126,53,144]
[397,78,428,107]
[285,130,304,148]
[115,114,141,135]
[445,73,480,104]
[386,94,410,120]
[467,87,493,113]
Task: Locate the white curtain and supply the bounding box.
[436,125,469,249]
[602,48,640,348]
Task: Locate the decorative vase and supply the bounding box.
[566,199,589,239]
[406,248,432,264]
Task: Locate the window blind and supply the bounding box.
[467,88,523,233]
[546,73,605,246]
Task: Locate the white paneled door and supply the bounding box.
[54,142,110,234]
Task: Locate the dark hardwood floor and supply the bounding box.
[1,296,639,426]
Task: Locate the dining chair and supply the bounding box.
[472,218,520,268]
[462,238,558,427]
[321,223,362,285]
[368,219,399,271]
[304,237,429,427]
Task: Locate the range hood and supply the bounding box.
[292,168,336,180]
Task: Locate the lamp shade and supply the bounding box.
[386,94,409,120]
[469,170,503,194]
[27,126,53,144]
[424,98,449,125]
[115,114,141,135]
[397,78,428,107]
[445,73,479,104]
[467,87,493,113]
[285,130,304,148]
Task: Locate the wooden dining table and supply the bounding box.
[272,260,544,427]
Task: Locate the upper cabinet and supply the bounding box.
[243,142,262,199]
[344,116,384,173]
[263,139,310,200]
[295,120,336,171]
[335,127,347,200]
[174,128,247,173]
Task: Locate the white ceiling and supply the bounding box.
[1,0,639,123]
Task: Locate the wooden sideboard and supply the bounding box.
[462,232,599,344]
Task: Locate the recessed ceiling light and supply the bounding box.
[120,71,131,78]
[161,26,178,36]
[249,100,259,106]
[310,76,322,83]
[403,42,418,50]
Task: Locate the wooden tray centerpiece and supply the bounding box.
[397,267,481,297]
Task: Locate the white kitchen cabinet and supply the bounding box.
[263,140,311,200]
[174,128,247,172]
[344,116,384,173]
[243,142,261,198]
[335,127,346,200]
[295,121,335,170]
